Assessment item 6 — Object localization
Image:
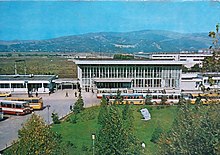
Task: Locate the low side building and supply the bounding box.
[0,74,56,94]
[181,72,220,93]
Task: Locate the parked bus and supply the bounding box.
[189,93,220,104]
[0,107,3,120]
[149,93,181,104]
[0,92,11,97]
[5,97,43,110]
[0,100,32,115]
[104,93,145,105]
[101,93,181,105]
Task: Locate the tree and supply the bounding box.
[115,89,123,104]
[96,104,140,155]
[97,97,108,125]
[209,23,220,51]
[202,24,220,72]
[189,64,201,72]
[73,95,84,114]
[161,95,168,105]
[158,102,220,154]
[145,95,152,105]
[151,124,163,144]
[5,113,62,155]
[51,112,61,124]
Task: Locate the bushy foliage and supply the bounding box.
[96,104,140,155]
[145,95,152,105]
[97,97,108,125]
[158,102,220,154]
[4,113,63,155]
[51,112,60,124]
[150,124,163,144]
[160,95,168,105]
[73,95,84,114]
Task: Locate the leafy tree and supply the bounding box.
[209,23,220,51]
[96,104,140,155]
[158,102,220,154]
[160,95,168,105]
[182,65,189,72]
[203,24,220,72]
[5,113,62,155]
[113,54,134,60]
[73,95,84,114]
[208,76,215,86]
[115,89,123,104]
[145,95,152,105]
[189,64,201,72]
[97,97,108,125]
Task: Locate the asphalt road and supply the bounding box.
[0,89,100,151]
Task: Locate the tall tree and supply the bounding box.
[97,97,108,125]
[73,95,84,114]
[5,113,63,155]
[203,23,220,72]
[158,102,220,154]
[96,104,140,155]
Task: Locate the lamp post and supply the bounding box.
[92,134,95,155]
[46,105,51,124]
[141,142,145,154]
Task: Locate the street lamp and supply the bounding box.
[92,134,95,155]
[46,105,51,124]
[141,142,146,153]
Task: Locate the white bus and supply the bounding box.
[0,100,32,115]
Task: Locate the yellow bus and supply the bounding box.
[0,92,11,97]
[5,97,43,110]
[190,93,220,105]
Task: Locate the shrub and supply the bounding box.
[151,125,163,144]
[51,112,60,124]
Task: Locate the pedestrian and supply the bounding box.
[65,91,69,97]
[49,91,51,96]
[75,91,77,97]
[36,92,38,97]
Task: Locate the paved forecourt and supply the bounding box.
[0,89,100,151]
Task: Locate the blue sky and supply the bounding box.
[0,1,219,40]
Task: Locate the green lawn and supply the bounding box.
[52,105,177,155]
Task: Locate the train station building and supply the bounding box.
[75,60,183,94]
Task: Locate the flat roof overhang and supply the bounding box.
[75,60,183,66]
[94,79,132,83]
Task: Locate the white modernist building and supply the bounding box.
[75,59,182,94]
[181,72,220,93]
[135,52,213,68]
[0,74,56,94]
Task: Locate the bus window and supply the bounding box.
[6,103,12,108]
[32,99,39,103]
[152,95,157,99]
[16,104,22,108]
[169,95,173,99]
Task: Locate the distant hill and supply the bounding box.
[0,30,212,53]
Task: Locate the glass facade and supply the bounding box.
[78,64,181,91]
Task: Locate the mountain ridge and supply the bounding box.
[0,30,212,53]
